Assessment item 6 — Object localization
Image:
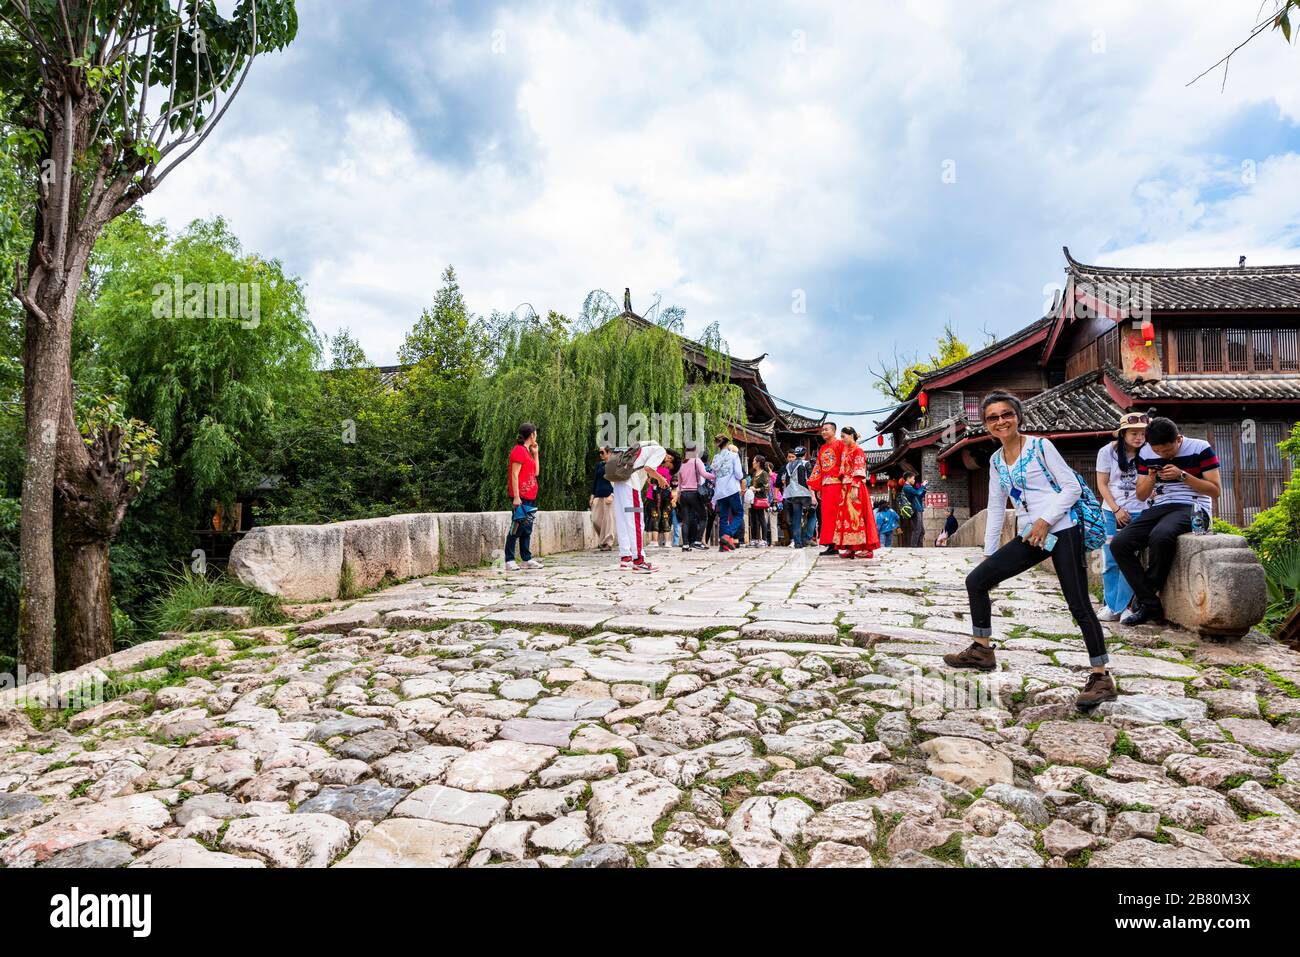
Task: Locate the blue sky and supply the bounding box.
[145,0,1300,423]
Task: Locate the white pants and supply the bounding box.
[612,481,644,560]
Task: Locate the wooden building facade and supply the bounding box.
[874,248,1300,534]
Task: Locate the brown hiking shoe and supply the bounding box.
[1075,671,1117,711]
[943,641,997,672]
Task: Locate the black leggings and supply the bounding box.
[680,490,706,544]
[966,524,1109,666]
[1110,501,1193,612]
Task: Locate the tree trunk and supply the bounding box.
[18,307,71,677]
[54,526,113,671]
[53,344,139,671]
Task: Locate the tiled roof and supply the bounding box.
[1064,247,1300,311]
[1108,365,1300,403]
[779,408,827,432]
[864,449,892,468]
[952,370,1119,446]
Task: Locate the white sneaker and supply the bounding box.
[523,559,544,569]
[1096,606,1122,622]
[504,560,520,571]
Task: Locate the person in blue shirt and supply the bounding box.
[875,500,900,547]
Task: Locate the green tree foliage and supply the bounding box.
[871,321,973,403]
[71,212,319,628]
[475,307,743,511]
[82,213,319,509]
[1244,422,1300,561]
[265,268,493,523]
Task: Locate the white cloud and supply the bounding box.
[142,0,1300,419]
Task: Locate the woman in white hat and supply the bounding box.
[1095,411,1149,621]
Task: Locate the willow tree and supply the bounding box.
[0,1,298,671]
[476,299,744,511]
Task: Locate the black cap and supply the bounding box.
[794,446,806,455]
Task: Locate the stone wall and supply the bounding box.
[229,510,598,602]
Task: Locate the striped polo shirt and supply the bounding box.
[1135,437,1220,514]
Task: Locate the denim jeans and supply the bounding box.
[1101,509,1136,614]
[881,530,894,548]
[504,506,535,562]
[671,507,682,546]
[717,493,743,541]
[786,497,813,545]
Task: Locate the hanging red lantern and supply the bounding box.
[877,433,885,447]
[869,473,876,487]
[918,390,928,412]
[1140,319,1155,347]
[939,459,949,480]
[887,478,897,490]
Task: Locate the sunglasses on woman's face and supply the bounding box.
[983,410,1018,425]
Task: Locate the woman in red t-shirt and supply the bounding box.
[505,422,542,570]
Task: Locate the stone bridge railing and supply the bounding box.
[229,511,597,602]
[947,509,1267,639]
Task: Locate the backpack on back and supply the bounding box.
[1028,440,1106,551]
[603,447,640,483]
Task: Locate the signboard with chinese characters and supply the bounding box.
[926,492,948,509]
[1120,319,1162,381]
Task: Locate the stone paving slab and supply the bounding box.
[603,615,748,634]
[484,610,613,630]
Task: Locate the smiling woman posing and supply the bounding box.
[944,391,1117,711]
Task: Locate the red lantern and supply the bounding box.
[887,478,897,490]
[869,474,876,487]
[877,433,884,447]
[1140,319,1154,347]
[939,459,949,480]
[918,390,928,412]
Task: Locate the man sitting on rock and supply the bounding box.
[1110,416,1220,626]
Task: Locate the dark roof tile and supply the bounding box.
[1065,247,1300,311]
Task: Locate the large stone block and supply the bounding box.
[228,524,344,601]
[404,513,440,578]
[435,512,511,571]
[1161,533,1266,639]
[947,509,1016,549]
[534,510,591,556]
[339,515,416,591]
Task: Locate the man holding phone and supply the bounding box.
[1110,416,1221,626]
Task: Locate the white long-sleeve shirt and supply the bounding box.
[630,441,666,493]
[984,436,1082,556]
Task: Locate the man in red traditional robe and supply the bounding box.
[807,421,845,556]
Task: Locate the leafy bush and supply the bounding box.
[1242,422,1300,560]
[147,568,285,636]
[1260,542,1300,635]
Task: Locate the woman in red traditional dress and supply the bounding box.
[834,426,880,558]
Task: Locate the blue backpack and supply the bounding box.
[996,438,1106,552]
